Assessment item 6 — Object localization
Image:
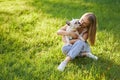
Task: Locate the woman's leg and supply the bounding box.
[62,45,72,55]
[57,45,72,71]
[67,40,86,59]
[58,40,85,71]
[82,42,98,60]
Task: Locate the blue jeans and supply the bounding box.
[62,40,91,59]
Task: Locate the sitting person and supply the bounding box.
[57,12,98,71]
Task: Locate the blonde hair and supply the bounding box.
[82,12,97,46]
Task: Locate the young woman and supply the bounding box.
[57,12,98,71]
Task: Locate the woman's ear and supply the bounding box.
[66,21,70,26]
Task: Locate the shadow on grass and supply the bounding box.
[31,0,120,33]
[71,56,120,80]
[30,0,93,19]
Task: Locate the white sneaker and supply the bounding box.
[87,52,98,60]
[57,61,67,71]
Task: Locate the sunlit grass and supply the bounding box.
[0,0,120,80]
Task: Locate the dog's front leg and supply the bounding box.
[65,36,70,45]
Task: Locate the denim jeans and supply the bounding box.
[62,40,91,59]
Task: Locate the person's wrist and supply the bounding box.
[67,32,69,36]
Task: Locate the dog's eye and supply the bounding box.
[75,22,77,24]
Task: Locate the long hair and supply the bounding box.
[83,13,97,46]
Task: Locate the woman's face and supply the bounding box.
[79,15,90,28]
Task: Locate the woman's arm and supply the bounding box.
[57,25,78,39]
[62,36,79,44]
[69,39,79,44]
[69,32,88,44]
[70,32,88,44]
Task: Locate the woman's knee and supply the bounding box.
[61,45,71,55]
[62,47,68,55]
[76,40,84,44]
[74,40,85,47]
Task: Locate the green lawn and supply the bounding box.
[0,0,120,80]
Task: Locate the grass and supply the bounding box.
[0,0,120,80]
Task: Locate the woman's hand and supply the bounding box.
[62,36,79,44]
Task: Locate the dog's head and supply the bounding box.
[66,19,81,29]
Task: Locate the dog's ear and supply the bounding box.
[66,21,70,26]
[72,18,74,20]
